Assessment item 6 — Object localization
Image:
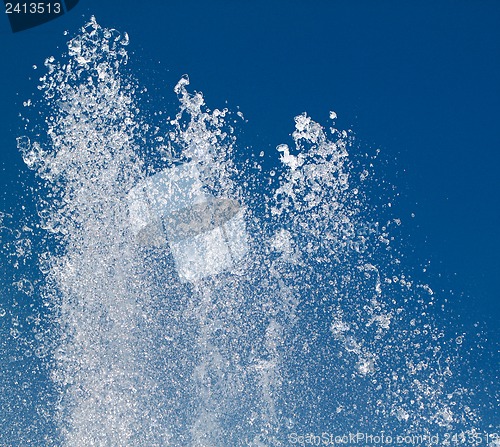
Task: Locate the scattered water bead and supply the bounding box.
[330,318,349,336]
[395,407,410,422]
[14,238,32,258]
[17,137,46,171]
[14,278,34,296]
[121,32,130,46]
[38,252,53,274]
[357,356,375,375]
[343,336,361,353]
[16,135,30,154]
[34,345,48,359]
[10,328,20,339]
[10,15,487,447]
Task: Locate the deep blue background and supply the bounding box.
[1,0,498,433]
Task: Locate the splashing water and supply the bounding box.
[2,16,496,447]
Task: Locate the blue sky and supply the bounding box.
[1,0,499,440]
[2,1,499,321]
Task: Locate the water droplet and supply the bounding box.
[10,328,20,339]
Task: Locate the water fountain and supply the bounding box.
[1,15,495,447]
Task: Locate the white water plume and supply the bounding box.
[3,16,492,447]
